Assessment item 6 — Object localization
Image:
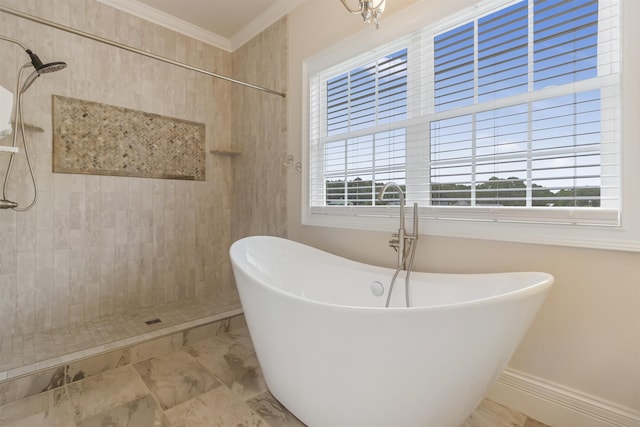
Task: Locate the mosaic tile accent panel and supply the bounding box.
[52,95,205,180]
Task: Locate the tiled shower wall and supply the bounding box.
[0,0,237,336]
[231,17,288,241]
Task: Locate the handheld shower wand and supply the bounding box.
[0,35,67,211]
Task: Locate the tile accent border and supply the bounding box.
[0,311,244,408]
[488,368,640,427]
[52,95,206,180]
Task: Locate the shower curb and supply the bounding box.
[0,308,244,408]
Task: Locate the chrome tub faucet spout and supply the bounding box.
[378,182,419,307]
[377,182,418,269]
[378,182,405,267]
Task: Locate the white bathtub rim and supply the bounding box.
[230,235,554,313]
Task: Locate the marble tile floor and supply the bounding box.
[0,326,551,427]
[0,292,242,381]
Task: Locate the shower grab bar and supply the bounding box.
[0,5,287,99]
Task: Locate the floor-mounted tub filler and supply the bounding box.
[230,236,553,427]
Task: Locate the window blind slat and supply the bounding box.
[311,0,620,224]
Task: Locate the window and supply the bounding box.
[323,49,408,206]
[430,0,608,212]
[306,0,623,248]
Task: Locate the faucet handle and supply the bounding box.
[388,238,399,251]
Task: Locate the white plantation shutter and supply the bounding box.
[308,0,620,226]
[434,21,475,111]
[533,0,599,89]
[312,45,409,206]
[477,2,529,103]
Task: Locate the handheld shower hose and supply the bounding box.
[0,35,66,211]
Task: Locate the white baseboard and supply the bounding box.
[486,368,640,427]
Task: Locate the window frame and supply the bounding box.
[301,0,638,252]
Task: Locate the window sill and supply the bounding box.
[302,208,640,253]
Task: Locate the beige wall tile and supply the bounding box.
[230,16,288,264]
[0,0,235,339]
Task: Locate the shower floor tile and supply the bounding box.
[0,292,241,380]
[0,327,552,427]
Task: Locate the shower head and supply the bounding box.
[25,49,67,73]
[0,38,67,73]
[37,61,67,73]
[19,51,67,94]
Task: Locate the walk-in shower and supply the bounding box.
[0,2,280,412]
[0,35,66,211]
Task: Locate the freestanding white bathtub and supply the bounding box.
[230,236,553,427]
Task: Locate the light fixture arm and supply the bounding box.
[340,0,386,29]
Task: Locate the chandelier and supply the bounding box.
[340,0,386,29]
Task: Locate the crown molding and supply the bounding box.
[230,0,306,51]
[96,0,232,51]
[97,0,306,53]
